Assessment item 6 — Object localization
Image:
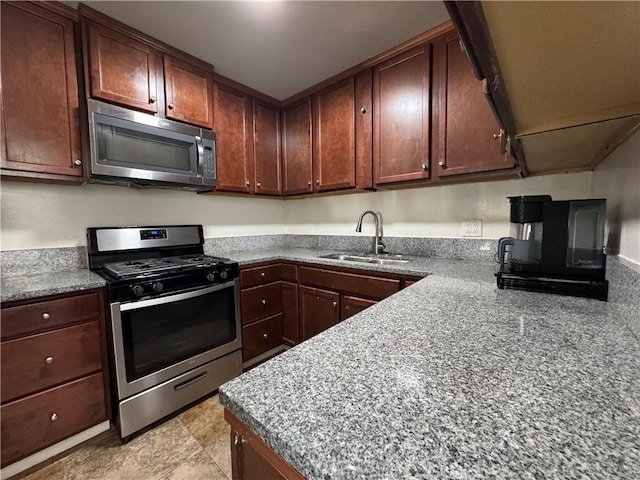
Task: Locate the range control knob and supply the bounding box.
[219,270,228,280]
[206,272,216,282]
[152,282,164,293]
[131,285,145,297]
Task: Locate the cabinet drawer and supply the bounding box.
[1,322,102,403]
[298,267,400,300]
[242,314,283,361]
[1,373,106,467]
[240,264,282,288]
[241,283,282,325]
[1,291,103,340]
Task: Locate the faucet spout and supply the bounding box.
[355,210,385,254]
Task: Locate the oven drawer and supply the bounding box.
[0,373,106,468]
[1,322,102,403]
[240,264,282,288]
[241,283,282,324]
[242,314,283,361]
[1,291,103,340]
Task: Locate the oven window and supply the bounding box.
[121,287,236,382]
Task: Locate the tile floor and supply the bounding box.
[20,394,231,480]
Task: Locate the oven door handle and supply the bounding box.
[118,280,236,312]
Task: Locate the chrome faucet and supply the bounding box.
[356,210,386,255]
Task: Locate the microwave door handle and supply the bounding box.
[195,135,204,175]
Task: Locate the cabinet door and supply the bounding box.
[1,2,83,177]
[283,98,313,195]
[253,99,282,196]
[436,34,514,176]
[281,282,299,346]
[299,286,340,341]
[164,55,213,128]
[313,78,356,192]
[373,44,431,185]
[340,295,377,321]
[214,83,254,192]
[88,23,160,113]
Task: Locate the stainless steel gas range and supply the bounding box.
[87,225,242,440]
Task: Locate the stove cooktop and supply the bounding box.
[103,254,232,279]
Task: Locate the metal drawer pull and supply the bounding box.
[263,333,269,339]
[333,301,337,307]
[261,272,265,277]
[45,356,54,365]
[42,312,50,320]
[51,413,58,422]
[174,372,208,391]
[262,299,267,305]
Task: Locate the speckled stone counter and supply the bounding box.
[1,270,106,303]
[220,257,640,479]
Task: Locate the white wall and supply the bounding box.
[0,182,286,250]
[592,130,640,265]
[285,171,593,239]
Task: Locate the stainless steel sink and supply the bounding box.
[319,253,409,265]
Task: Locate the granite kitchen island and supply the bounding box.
[220,261,640,479]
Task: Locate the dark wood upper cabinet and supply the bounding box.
[214,83,254,193]
[253,99,282,196]
[373,44,432,185]
[88,23,160,114]
[435,33,514,176]
[282,98,313,195]
[164,55,213,128]
[1,1,83,179]
[313,78,356,192]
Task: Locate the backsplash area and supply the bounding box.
[2,234,637,338]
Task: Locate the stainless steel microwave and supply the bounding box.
[87,99,216,192]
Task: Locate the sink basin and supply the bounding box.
[319,253,409,265]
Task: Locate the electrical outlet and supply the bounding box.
[462,219,482,237]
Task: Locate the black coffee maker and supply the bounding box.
[496,195,608,300]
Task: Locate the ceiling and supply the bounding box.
[66,1,449,100]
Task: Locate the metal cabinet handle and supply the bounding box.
[233,434,239,446]
[42,312,50,320]
[421,164,427,171]
[262,299,267,305]
[438,161,445,167]
[51,413,58,422]
[257,182,261,188]
[307,181,312,186]
[74,159,82,166]
[149,96,157,103]
[263,333,268,339]
[361,107,367,114]
[316,180,320,185]
[261,272,265,277]
[493,132,503,140]
[241,438,247,445]
[246,181,250,186]
[333,301,337,307]
[168,103,175,109]
[45,356,54,365]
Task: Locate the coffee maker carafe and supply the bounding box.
[496,195,608,300]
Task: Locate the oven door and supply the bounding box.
[110,280,241,399]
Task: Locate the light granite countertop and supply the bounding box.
[1,270,106,303]
[220,251,640,479]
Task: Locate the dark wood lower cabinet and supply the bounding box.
[281,282,299,346]
[341,295,377,321]
[299,285,340,341]
[242,314,283,362]
[226,409,304,480]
